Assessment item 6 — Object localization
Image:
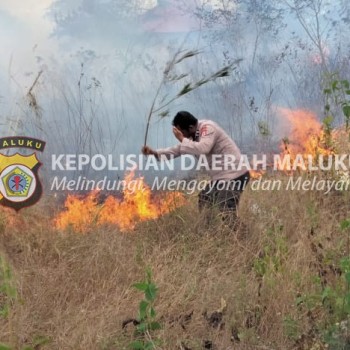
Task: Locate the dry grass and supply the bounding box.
[0,179,349,350]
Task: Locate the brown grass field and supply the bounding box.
[0,175,350,350]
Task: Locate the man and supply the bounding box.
[142,111,250,224]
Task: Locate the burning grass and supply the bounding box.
[253,108,346,178]
[1,108,350,349]
[54,171,187,233]
[277,107,333,158]
[0,181,350,349]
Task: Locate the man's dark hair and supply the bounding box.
[172,111,198,130]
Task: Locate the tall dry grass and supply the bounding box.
[0,179,349,350]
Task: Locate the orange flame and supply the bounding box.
[277,108,333,171]
[249,170,265,179]
[55,171,186,232]
[55,192,99,233]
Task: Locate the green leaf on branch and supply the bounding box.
[342,105,350,119]
[340,219,350,230]
[323,115,333,129]
[321,287,331,303]
[0,304,9,318]
[129,340,145,350]
[139,300,149,320]
[129,268,160,350]
[144,341,155,350]
[332,80,339,91]
[341,80,350,89]
[177,83,193,97]
[158,110,169,118]
[149,321,162,331]
[175,50,200,64]
[340,258,350,273]
[210,65,233,79]
[133,283,148,291]
[150,306,156,318]
[145,283,158,302]
[136,322,148,333]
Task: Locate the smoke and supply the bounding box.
[0,0,349,184]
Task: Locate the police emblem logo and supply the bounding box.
[0,137,45,211]
[200,125,213,137]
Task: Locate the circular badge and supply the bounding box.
[0,164,36,202]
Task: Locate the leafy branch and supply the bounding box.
[128,268,161,350]
[143,49,242,146]
[323,73,350,131]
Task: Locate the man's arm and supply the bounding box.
[156,144,181,159]
[142,144,181,160]
[142,123,216,160]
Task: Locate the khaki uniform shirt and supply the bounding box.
[156,120,248,181]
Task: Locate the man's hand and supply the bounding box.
[173,127,184,142]
[142,146,159,160]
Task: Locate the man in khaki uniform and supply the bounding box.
[142,111,250,224]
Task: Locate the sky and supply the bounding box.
[0,0,55,74]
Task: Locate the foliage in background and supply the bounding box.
[323,74,350,132]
